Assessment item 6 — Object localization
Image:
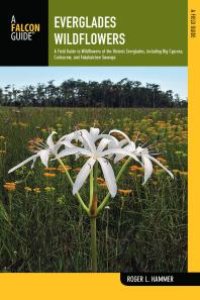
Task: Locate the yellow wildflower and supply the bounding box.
[57,165,72,173]
[129,165,143,172]
[43,173,56,177]
[118,189,133,196]
[4,182,16,191]
[33,187,41,193]
[44,167,57,171]
[179,171,188,176]
[24,187,32,192]
[44,186,56,192]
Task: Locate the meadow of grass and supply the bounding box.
[0,107,187,272]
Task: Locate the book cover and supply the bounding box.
[0,0,199,298]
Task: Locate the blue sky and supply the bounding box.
[0,67,187,99]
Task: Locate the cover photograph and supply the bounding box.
[0,0,199,297]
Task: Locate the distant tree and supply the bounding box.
[36,83,46,106]
[0,79,187,108]
[0,88,4,105]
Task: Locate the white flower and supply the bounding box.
[109,129,173,184]
[57,128,139,197]
[109,129,136,163]
[8,126,174,203]
[135,146,174,184]
[8,131,59,174]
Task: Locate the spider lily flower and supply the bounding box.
[135,146,174,184]
[56,128,140,197]
[8,131,60,174]
[107,129,136,163]
[58,127,122,161]
[109,129,173,184]
[112,139,136,164]
[58,128,101,158]
[60,127,119,147]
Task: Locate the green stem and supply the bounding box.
[89,161,98,215]
[89,161,98,271]
[89,168,94,209]
[90,216,97,272]
[116,196,125,257]
[57,158,89,214]
[97,157,132,214]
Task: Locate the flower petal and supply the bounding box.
[142,155,153,184]
[58,131,77,144]
[98,157,117,197]
[73,158,96,194]
[114,142,136,163]
[90,127,100,140]
[135,146,148,156]
[61,139,75,148]
[102,148,140,163]
[97,138,110,152]
[97,134,119,146]
[98,134,119,159]
[31,156,38,169]
[119,139,129,147]
[78,129,96,152]
[46,131,57,150]
[109,129,131,143]
[8,154,38,174]
[56,147,91,159]
[39,149,50,167]
[149,155,174,179]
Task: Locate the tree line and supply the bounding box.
[0,78,187,108]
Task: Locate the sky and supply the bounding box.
[0,67,187,100]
